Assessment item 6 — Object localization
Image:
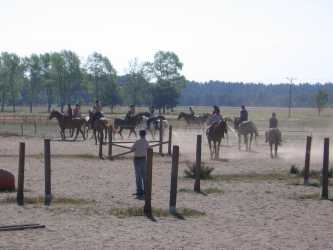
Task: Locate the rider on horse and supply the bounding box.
[266,112,281,143]
[65,104,73,120]
[269,112,278,128]
[73,103,81,118]
[239,105,248,123]
[146,106,158,129]
[207,105,223,133]
[125,105,136,122]
[189,106,195,118]
[90,100,104,125]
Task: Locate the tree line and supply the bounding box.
[0,49,330,113]
[179,81,331,110]
[0,50,185,113]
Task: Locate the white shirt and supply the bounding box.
[131,138,149,157]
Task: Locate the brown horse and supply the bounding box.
[113,113,145,138]
[49,110,86,141]
[265,128,282,158]
[206,120,228,159]
[178,112,210,126]
[234,117,258,151]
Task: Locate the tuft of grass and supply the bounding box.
[0,196,94,205]
[209,172,291,182]
[290,165,299,174]
[204,187,224,194]
[109,207,205,218]
[184,162,214,180]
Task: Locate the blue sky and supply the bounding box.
[1,0,332,83]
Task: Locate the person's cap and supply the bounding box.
[272,112,276,116]
[139,130,146,137]
[241,105,245,109]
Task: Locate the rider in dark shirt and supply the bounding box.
[125,105,136,121]
[239,105,248,123]
[269,112,278,128]
[147,106,157,129]
[66,104,73,119]
[189,106,195,117]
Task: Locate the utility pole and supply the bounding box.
[286,77,296,118]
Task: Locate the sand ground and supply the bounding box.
[0,125,333,250]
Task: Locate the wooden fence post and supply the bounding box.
[108,126,112,159]
[304,136,312,185]
[168,126,172,156]
[17,142,25,206]
[194,135,202,192]
[169,145,179,214]
[144,148,153,217]
[159,124,163,155]
[99,131,104,159]
[44,139,52,206]
[321,138,329,199]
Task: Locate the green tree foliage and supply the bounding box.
[49,51,81,111]
[145,51,186,112]
[0,52,24,112]
[315,89,329,115]
[85,52,119,110]
[122,59,151,106]
[23,54,43,113]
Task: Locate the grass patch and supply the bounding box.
[109,207,205,218]
[0,196,94,205]
[181,172,295,182]
[179,187,224,194]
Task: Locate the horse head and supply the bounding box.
[177,112,185,120]
[49,110,61,120]
[234,117,240,130]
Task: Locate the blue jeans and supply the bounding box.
[133,158,146,196]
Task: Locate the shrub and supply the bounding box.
[289,165,299,174]
[184,162,214,180]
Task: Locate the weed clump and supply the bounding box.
[184,162,214,180]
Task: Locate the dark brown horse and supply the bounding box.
[49,110,86,141]
[206,120,228,159]
[265,128,282,158]
[234,117,258,151]
[113,113,145,138]
[178,112,210,126]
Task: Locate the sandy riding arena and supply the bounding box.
[0,107,333,250]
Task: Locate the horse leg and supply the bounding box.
[275,143,278,158]
[94,130,98,145]
[216,140,221,159]
[249,134,253,151]
[80,127,85,140]
[244,135,249,151]
[62,128,66,140]
[74,128,79,141]
[119,128,124,139]
[208,139,213,160]
[270,143,273,158]
[238,135,241,151]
